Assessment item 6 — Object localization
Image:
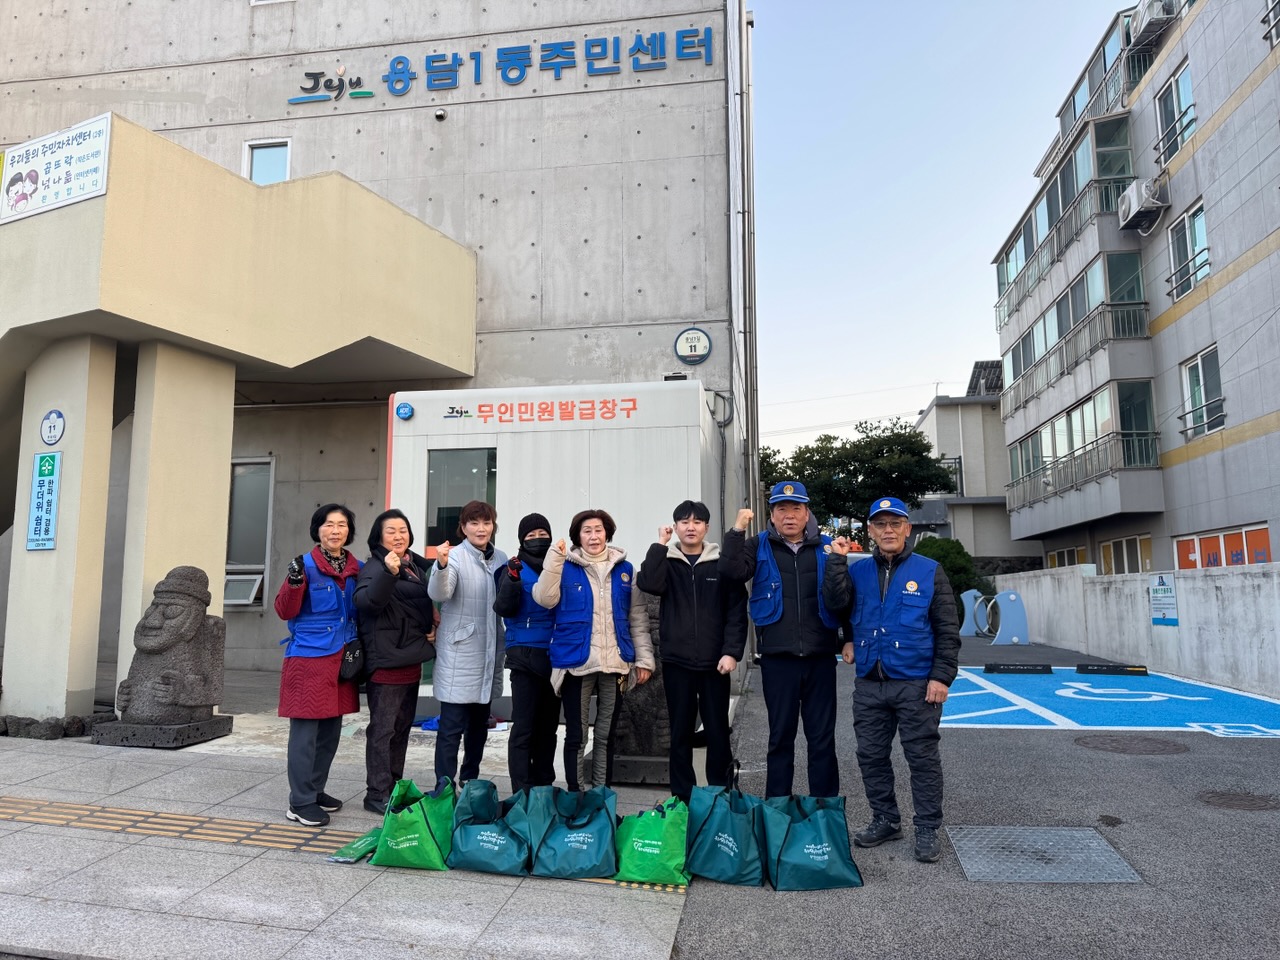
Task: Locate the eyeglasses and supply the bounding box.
[869,518,908,531]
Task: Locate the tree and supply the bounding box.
[912,536,995,607]
[776,420,957,543]
[758,445,790,491]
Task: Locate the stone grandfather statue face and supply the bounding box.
[133,567,211,654]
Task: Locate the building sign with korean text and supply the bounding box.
[1150,574,1178,626]
[286,25,714,105]
[2,114,111,225]
[26,452,62,551]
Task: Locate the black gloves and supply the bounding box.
[506,557,523,580]
[287,555,305,585]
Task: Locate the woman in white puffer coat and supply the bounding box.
[427,500,507,786]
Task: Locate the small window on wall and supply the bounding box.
[1100,535,1152,575]
[1182,346,1224,438]
[1176,526,1272,569]
[425,448,497,551]
[1046,546,1087,568]
[244,139,290,185]
[226,459,274,605]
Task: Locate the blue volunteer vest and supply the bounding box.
[503,564,555,650]
[549,560,635,669]
[748,532,839,630]
[281,552,358,658]
[849,552,939,678]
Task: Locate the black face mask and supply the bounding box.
[522,536,552,558]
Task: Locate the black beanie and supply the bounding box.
[518,513,552,542]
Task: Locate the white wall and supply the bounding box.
[996,565,1280,698]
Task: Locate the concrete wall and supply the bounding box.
[996,564,1280,698]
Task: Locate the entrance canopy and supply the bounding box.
[0,114,477,528]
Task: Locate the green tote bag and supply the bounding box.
[761,794,863,891]
[447,780,533,876]
[614,797,691,886]
[685,785,768,886]
[523,785,618,880]
[370,777,455,871]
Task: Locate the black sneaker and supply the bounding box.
[285,803,329,827]
[914,826,942,863]
[363,796,388,816]
[853,815,903,848]
[317,792,343,813]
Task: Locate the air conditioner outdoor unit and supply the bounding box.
[1130,0,1175,47]
[1118,178,1168,231]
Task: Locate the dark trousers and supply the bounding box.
[286,716,342,809]
[435,701,490,784]
[760,654,839,798]
[663,662,733,802]
[508,667,561,792]
[560,672,623,791]
[853,677,944,828]
[364,681,418,803]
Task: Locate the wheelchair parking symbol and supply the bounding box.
[1055,681,1211,703]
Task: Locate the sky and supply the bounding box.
[749,0,1133,454]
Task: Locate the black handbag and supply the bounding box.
[338,636,366,681]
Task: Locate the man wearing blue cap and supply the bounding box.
[823,496,961,863]
[720,481,844,798]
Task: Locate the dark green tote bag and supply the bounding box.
[370,777,455,871]
[685,785,768,886]
[761,794,863,891]
[524,785,618,879]
[447,780,533,876]
[614,797,691,886]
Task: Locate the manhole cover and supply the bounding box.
[1074,734,1189,755]
[947,826,1140,883]
[1197,791,1280,811]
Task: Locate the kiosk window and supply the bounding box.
[426,448,497,546]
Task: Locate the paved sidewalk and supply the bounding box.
[0,686,684,960]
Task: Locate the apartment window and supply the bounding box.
[1182,346,1225,437]
[1176,525,1272,569]
[1047,547,1088,568]
[250,0,295,6]
[1095,117,1132,179]
[425,448,497,548]
[226,459,274,606]
[244,139,290,185]
[1100,535,1152,575]
[1169,204,1209,299]
[1106,252,1144,303]
[1156,63,1196,165]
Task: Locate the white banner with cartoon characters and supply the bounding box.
[2,113,111,225]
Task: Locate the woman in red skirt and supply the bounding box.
[275,503,362,826]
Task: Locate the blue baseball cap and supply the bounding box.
[768,480,810,504]
[868,496,909,518]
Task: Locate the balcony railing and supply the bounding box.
[938,457,964,498]
[995,178,1132,332]
[1001,302,1149,419]
[1006,431,1160,511]
[1045,55,1127,175]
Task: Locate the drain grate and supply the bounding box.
[1197,790,1280,811]
[947,826,1140,883]
[1074,734,1189,755]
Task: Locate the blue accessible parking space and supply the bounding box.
[941,667,1280,737]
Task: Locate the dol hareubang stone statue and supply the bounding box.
[93,566,233,748]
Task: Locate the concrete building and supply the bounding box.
[994,0,1278,577]
[914,362,1043,576]
[0,1,758,715]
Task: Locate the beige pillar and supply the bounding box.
[1,336,116,718]
[115,341,235,693]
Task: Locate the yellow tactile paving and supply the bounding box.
[0,794,365,853]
